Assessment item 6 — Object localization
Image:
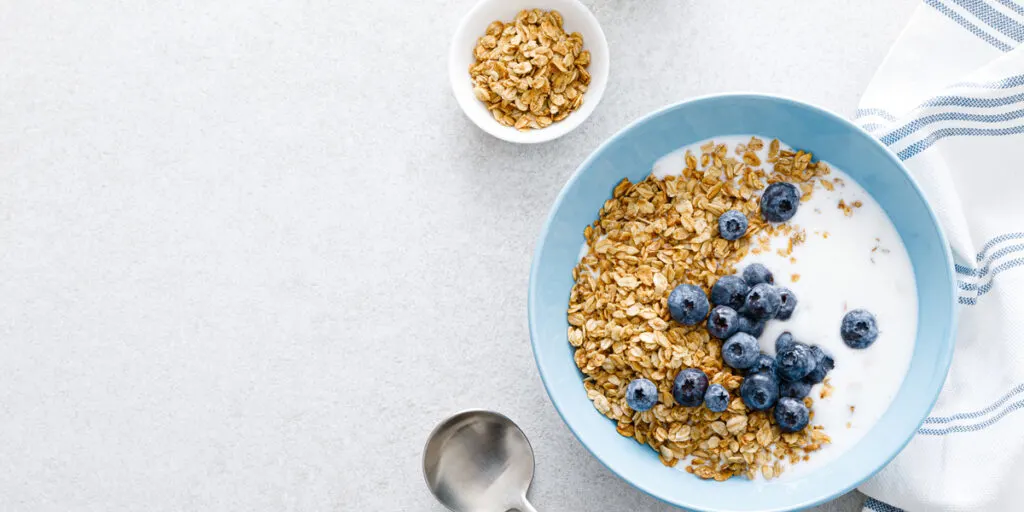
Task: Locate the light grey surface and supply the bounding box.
[0,1,917,510]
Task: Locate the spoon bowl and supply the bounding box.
[423,410,538,512]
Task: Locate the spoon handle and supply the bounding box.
[517,495,539,512]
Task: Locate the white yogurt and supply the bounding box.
[653,136,918,478]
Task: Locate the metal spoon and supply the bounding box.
[423,410,539,512]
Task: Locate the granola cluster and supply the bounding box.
[567,138,834,480]
[469,10,590,131]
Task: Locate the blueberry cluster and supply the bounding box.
[623,368,728,414]
[627,261,857,432]
[615,180,879,430]
[631,348,826,434]
[717,330,835,432]
[707,263,831,432]
[750,332,834,431]
[707,263,796,343]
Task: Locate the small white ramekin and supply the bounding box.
[449,0,609,144]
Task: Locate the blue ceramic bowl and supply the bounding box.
[527,94,956,511]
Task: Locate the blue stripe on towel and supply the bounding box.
[995,0,1024,17]
[975,231,1024,262]
[925,0,1015,51]
[897,124,1024,160]
[914,90,1024,109]
[956,72,1024,89]
[955,233,1024,304]
[881,108,1024,146]
[958,258,1024,304]
[924,383,1024,423]
[860,122,887,133]
[964,257,1024,294]
[860,91,1024,144]
[955,263,976,275]
[863,497,905,512]
[918,398,1024,435]
[949,0,1024,41]
[857,74,1024,125]
[855,108,898,121]
[957,244,1024,284]
[955,232,1024,276]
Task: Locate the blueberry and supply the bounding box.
[672,368,709,407]
[718,210,748,241]
[773,397,810,432]
[774,331,795,354]
[760,182,800,223]
[668,284,710,326]
[704,383,730,413]
[780,379,812,399]
[804,345,835,384]
[710,275,750,310]
[742,263,774,286]
[722,332,760,369]
[776,287,797,320]
[736,314,766,338]
[707,306,739,339]
[740,372,779,411]
[749,353,776,376]
[742,283,781,319]
[841,309,879,349]
[625,378,659,412]
[775,342,814,382]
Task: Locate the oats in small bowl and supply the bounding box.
[470,10,590,131]
[449,0,609,144]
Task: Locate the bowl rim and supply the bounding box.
[447,0,610,144]
[527,92,957,511]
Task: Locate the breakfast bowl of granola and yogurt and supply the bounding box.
[527,94,956,511]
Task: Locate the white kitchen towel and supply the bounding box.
[854,1,1024,511]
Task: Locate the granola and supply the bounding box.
[469,9,590,130]
[567,137,833,480]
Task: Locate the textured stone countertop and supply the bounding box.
[0,0,917,510]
